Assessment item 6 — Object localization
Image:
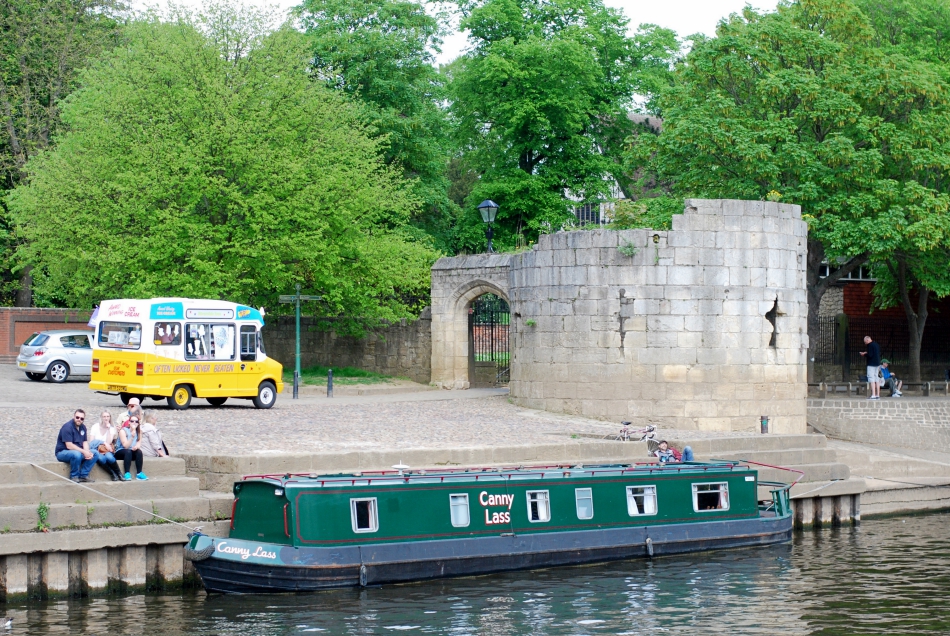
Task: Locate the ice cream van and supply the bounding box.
[88,298,284,409]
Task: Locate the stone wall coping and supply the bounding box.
[432,254,513,270]
[0,520,229,556]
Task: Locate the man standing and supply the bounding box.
[55,409,98,482]
[860,336,882,400]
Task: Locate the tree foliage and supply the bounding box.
[0,0,124,305]
[448,0,678,251]
[626,0,950,377]
[7,4,437,333]
[296,0,455,248]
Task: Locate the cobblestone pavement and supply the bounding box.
[1,365,757,463]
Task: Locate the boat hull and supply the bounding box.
[189,513,792,593]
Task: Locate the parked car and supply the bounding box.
[16,330,94,383]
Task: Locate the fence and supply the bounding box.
[470,294,510,384]
[814,315,950,380]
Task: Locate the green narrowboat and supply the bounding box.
[185,461,795,593]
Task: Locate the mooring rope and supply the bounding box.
[789,479,842,499]
[0,461,201,533]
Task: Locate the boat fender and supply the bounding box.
[646,538,654,557]
[184,543,215,562]
[359,565,368,587]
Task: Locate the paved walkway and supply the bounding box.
[2,365,758,463]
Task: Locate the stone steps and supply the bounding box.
[861,478,950,516]
[678,434,827,455]
[0,476,200,506]
[830,447,950,480]
[0,458,187,482]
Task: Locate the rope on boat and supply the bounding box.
[0,461,201,533]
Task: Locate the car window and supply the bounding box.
[23,333,49,347]
[60,336,76,348]
[75,335,91,349]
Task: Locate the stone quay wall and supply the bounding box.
[267,309,432,384]
[808,397,950,452]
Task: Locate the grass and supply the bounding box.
[475,353,510,365]
[284,365,395,386]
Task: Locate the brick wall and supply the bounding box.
[843,281,950,318]
[808,397,950,452]
[0,308,93,362]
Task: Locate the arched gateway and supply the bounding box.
[430,200,809,433]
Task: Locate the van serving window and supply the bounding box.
[626,486,657,516]
[350,498,378,533]
[526,491,551,522]
[99,321,142,350]
[692,483,730,512]
[575,488,593,520]
[449,494,470,527]
[185,323,235,361]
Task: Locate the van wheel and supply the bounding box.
[207,397,227,407]
[253,381,277,409]
[168,385,192,410]
[47,361,70,383]
[26,372,45,381]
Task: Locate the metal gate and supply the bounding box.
[469,294,510,385]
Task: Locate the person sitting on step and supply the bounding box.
[140,413,169,458]
[55,409,97,483]
[88,410,128,481]
[115,415,148,481]
[654,440,694,463]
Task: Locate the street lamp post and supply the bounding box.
[477,199,499,253]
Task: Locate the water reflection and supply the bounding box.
[6,513,950,635]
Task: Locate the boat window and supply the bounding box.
[350,498,378,533]
[449,494,470,527]
[626,486,658,516]
[526,491,550,523]
[99,321,142,350]
[692,483,730,512]
[575,488,593,520]
[185,323,235,361]
[153,322,181,346]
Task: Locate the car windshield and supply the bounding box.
[23,333,49,347]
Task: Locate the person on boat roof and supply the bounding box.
[654,440,694,463]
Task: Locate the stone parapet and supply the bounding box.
[507,199,808,432]
[808,397,950,452]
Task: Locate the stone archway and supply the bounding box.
[430,255,512,389]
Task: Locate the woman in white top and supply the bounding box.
[88,411,127,481]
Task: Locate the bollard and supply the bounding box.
[327,368,333,398]
[760,415,769,434]
[293,370,299,400]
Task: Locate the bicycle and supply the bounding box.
[605,422,658,455]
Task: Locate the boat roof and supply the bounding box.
[240,461,762,489]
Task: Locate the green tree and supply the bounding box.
[7,5,437,333]
[0,0,124,306]
[448,0,678,251]
[857,0,950,66]
[296,0,455,249]
[626,0,950,381]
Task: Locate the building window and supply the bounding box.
[626,486,657,516]
[526,491,551,522]
[575,488,594,520]
[692,483,730,511]
[449,494,470,527]
[350,498,379,532]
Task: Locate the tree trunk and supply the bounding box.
[889,257,928,383]
[14,266,32,307]
[805,237,867,382]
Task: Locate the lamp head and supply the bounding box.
[477,199,500,223]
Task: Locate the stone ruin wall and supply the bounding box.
[430,199,809,434]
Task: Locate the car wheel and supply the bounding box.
[167,385,192,410]
[26,372,45,381]
[207,397,228,407]
[253,381,277,409]
[46,361,70,383]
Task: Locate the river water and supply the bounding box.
[5,513,950,635]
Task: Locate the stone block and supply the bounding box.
[2,554,28,600]
[45,552,69,595]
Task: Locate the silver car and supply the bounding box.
[16,329,94,383]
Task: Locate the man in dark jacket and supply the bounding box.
[860,336,882,400]
[55,409,98,482]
